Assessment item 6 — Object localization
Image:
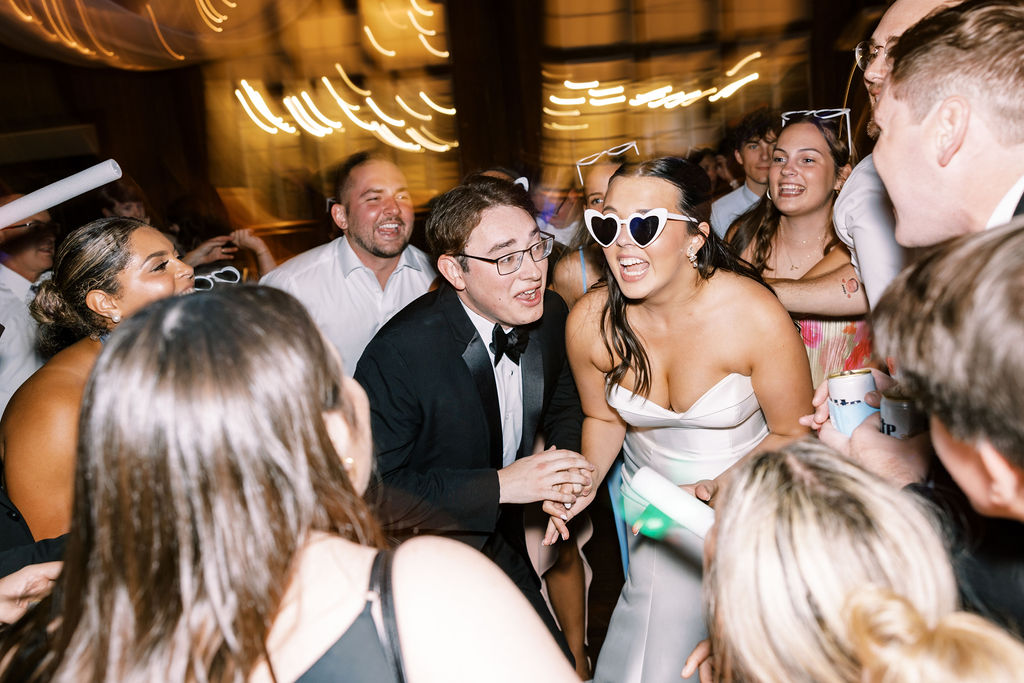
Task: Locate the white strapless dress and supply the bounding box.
[594,374,768,683]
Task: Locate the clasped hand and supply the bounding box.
[497,447,594,506]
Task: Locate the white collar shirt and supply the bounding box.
[986,174,1024,229]
[0,264,44,415]
[260,237,435,374]
[461,301,523,468]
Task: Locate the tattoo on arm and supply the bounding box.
[841,277,860,299]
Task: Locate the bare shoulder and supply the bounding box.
[566,286,606,333]
[711,273,795,335]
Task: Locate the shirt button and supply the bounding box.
[6,510,19,521]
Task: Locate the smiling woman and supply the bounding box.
[548,157,813,683]
[0,217,194,542]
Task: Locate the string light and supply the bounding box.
[283,96,331,137]
[336,99,379,132]
[406,9,435,35]
[418,34,449,58]
[418,127,458,147]
[709,73,759,101]
[372,124,423,152]
[587,85,623,97]
[194,0,224,32]
[321,76,361,111]
[419,91,456,115]
[589,94,626,107]
[8,0,34,23]
[366,96,405,127]
[409,0,433,17]
[544,121,588,131]
[549,94,585,106]
[145,4,185,61]
[564,79,598,90]
[240,80,295,133]
[300,91,343,129]
[629,85,672,106]
[405,127,449,152]
[333,64,370,97]
[221,0,236,6]
[74,0,114,56]
[395,94,432,121]
[234,89,278,134]
[725,51,762,77]
[364,26,396,57]
[542,107,580,117]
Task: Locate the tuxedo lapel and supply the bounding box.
[517,329,544,460]
[439,287,504,469]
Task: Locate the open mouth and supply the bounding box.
[376,220,405,238]
[776,183,805,198]
[618,256,650,280]
[515,287,541,305]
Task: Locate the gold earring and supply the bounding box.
[343,456,356,479]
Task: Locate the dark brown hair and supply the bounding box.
[872,219,1024,467]
[0,286,381,681]
[425,173,537,268]
[30,216,149,358]
[727,113,849,273]
[601,157,768,397]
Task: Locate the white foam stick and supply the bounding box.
[0,160,122,228]
[631,466,715,539]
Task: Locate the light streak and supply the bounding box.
[549,94,585,106]
[419,91,456,115]
[725,51,762,78]
[234,89,278,134]
[418,34,449,58]
[564,79,598,90]
[364,26,396,57]
[301,91,342,129]
[395,94,432,121]
[366,96,405,127]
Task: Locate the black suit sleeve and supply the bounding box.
[355,338,501,536]
[539,294,583,453]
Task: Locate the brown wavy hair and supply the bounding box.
[726,113,850,274]
[0,286,382,682]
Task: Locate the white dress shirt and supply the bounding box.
[260,237,435,373]
[833,154,905,310]
[462,302,523,468]
[0,264,43,416]
[986,174,1024,229]
[710,183,760,237]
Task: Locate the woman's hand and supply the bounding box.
[183,235,237,266]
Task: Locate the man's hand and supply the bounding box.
[819,412,931,487]
[682,638,714,682]
[0,561,61,624]
[799,368,895,432]
[497,448,594,505]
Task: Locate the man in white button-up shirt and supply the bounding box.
[261,152,436,372]
[0,198,55,415]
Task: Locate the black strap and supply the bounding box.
[368,549,408,683]
[1014,189,1024,218]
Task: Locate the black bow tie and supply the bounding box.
[491,324,529,365]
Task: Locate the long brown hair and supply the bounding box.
[0,286,381,682]
[601,157,768,397]
[727,113,850,274]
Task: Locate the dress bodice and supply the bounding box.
[607,373,768,486]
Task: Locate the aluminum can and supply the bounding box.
[880,389,928,439]
[827,368,879,436]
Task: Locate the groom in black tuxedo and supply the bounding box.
[355,175,589,658]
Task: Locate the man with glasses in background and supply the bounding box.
[710,107,777,237]
[0,196,57,414]
[769,0,956,316]
[355,174,588,663]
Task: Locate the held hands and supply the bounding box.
[497,447,594,506]
[0,561,62,624]
[229,228,271,256]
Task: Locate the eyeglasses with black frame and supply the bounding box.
[456,232,555,275]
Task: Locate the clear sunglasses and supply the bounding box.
[193,265,241,291]
[781,108,853,148]
[575,140,639,186]
[584,208,697,248]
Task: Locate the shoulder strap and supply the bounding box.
[368,549,408,683]
[578,247,588,294]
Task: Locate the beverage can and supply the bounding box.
[827,369,879,436]
[880,389,928,439]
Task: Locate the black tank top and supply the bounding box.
[297,549,405,682]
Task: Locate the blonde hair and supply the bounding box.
[848,588,1024,683]
[705,440,958,683]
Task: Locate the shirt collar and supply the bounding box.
[337,236,427,277]
[459,299,506,363]
[0,263,33,298]
[986,174,1024,229]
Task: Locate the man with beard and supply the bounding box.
[0,197,57,414]
[262,151,435,371]
[770,0,956,315]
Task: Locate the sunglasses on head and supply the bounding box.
[583,208,697,248]
[575,140,640,186]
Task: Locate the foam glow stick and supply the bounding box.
[0,160,122,228]
[630,466,715,540]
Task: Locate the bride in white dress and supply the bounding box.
[543,157,812,682]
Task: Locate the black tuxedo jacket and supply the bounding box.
[355,285,582,552]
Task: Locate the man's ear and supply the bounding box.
[437,254,467,291]
[977,439,1024,513]
[733,149,744,167]
[934,96,969,168]
[85,289,119,323]
[330,202,348,233]
[835,163,853,192]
